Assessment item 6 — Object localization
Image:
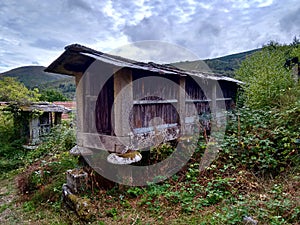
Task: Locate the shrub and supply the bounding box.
[16,124,77,196]
[220,107,299,176]
[0,110,26,174]
[235,43,299,109]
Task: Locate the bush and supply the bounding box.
[219,107,300,176]
[0,110,27,174]
[16,124,77,195]
[25,124,76,164]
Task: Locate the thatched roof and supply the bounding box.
[45,44,242,84]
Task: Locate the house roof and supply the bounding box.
[45,44,243,84]
[53,101,76,109]
[20,102,71,113]
[1,102,71,113]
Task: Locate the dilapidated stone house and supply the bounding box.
[4,102,71,146]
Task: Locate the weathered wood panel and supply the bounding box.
[75,72,85,133]
[132,70,179,100]
[95,76,114,135]
[185,76,207,100]
[219,81,238,99]
[130,103,179,129]
[77,132,130,153]
[114,68,133,137]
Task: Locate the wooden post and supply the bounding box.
[113,68,134,186]
[113,68,133,140]
[82,71,96,133]
[211,81,217,127]
[49,112,53,127]
[211,81,217,114]
[178,77,186,135]
[54,112,62,125]
[74,72,84,146]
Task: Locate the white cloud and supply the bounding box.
[0,0,299,72]
[257,0,274,7]
[109,40,200,63]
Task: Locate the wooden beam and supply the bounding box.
[185,98,232,103]
[133,99,178,104]
[113,68,133,137]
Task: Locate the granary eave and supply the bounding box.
[80,52,243,83]
[44,46,95,76]
[80,52,180,76]
[45,43,243,84]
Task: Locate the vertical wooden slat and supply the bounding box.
[179,77,186,134]
[83,71,92,133]
[211,81,217,124]
[212,81,217,110]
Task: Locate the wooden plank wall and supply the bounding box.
[131,71,180,129]
[84,66,237,152]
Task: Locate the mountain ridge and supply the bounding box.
[172,48,260,77]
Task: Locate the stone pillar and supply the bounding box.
[29,117,40,145]
[292,63,299,82]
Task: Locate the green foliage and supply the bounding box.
[1,66,67,88]
[39,89,69,102]
[126,187,144,197]
[25,124,76,164]
[150,143,175,162]
[16,124,77,202]
[2,66,76,99]
[13,145,79,223]
[173,48,259,77]
[0,77,40,104]
[203,178,233,205]
[0,110,26,173]
[2,39,300,224]
[105,207,118,220]
[221,107,299,176]
[235,43,300,109]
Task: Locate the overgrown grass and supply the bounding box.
[0,110,27,175]
[1,103,299,224]
[81,105,299,224]
[15,124,77,197]
[220,106,300,177]
[0,120,78,224]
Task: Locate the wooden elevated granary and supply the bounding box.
[45,44,242,155]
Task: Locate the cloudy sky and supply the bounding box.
[0,0,299,72]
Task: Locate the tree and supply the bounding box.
[291,35,300,47]
[0,77,40,104]
[39,89,69,102]
[235,43,299,109]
